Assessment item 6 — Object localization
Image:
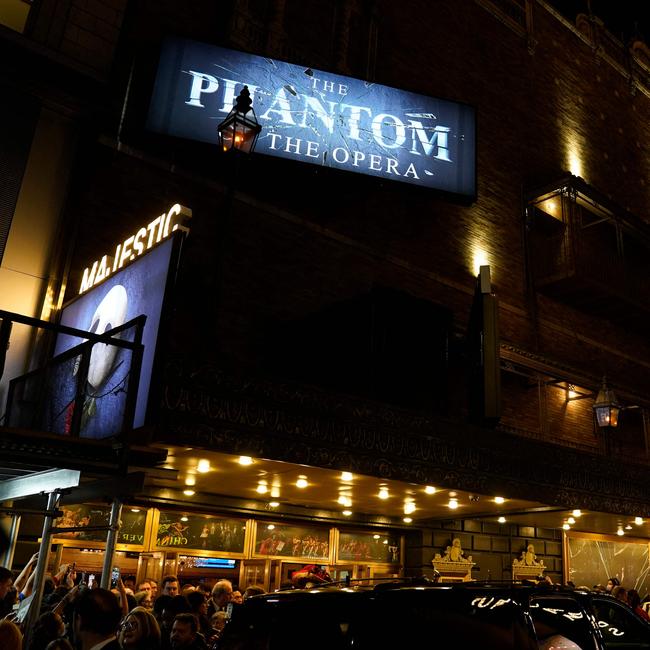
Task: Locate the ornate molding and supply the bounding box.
[156,359,650,516]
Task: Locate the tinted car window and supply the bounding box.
[221,588,539,650]
[591,597,650,649]
[530,594,598,650]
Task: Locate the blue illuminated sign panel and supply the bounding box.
[147,38,476,197]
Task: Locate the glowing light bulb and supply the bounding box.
[256,482,268,494]
[494,496,505,504]
[341,472,354,482]
[498,516,506,524]
[378,487,389,500]
[269,502,279,508]
[342,510,352,516]
[180,516,188,522]
[404,502,416,515]
[197,459,211,473]
[563,523,570,530]
[296,477,308,489]
[424,486,436,494]
[238,456,253,465]
[267,524,275,530]
[572,509,582,517]
[634,516,643,525]
[448,498,459,510]
[567,517,576,525]
[617,528,624,536]
[403,517,413,523]
[183,489,195,496]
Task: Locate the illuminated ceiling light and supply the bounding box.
[338,495,352,508]
[267,524,275,530]
[494,496,505,504]
[340,472,354,482]
[180,516,189,522]
[498,516,506,524]
[268,501,280,508]
[382,539,388,545]
[130,508,140,513]
[295,476,309,489]
[185,476,196,486]
[634,517,643,525]
[256,482,268,494]
[183,489,195,496]
[563,523,571,530]
[403,517,413,523]
[424,485,436,495]
[342,510,352,516]
[447,498,459,510]
[378,487,389,500]
[404,502,416,515]
[572,509,582,518]
[625,524,632,530]
[197,459,211,473]
[238,456,254,465]
[567,517,576,525]
[270,486,280,498]
[617,528,624,536]
[449,491,457,498]
[373,534,381,539]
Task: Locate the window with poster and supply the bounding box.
[252,521,332,562]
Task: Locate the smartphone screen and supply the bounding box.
[88,574,96,588]
[110,566,120,588]
[80,572,86,585]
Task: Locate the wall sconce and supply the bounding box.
[592,376,620,428]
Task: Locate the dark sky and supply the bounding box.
[548,1,649,42]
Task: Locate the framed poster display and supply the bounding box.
[564,530,650,596]
[153,510,247,555]
[52,504,151,551]
[337,530,401,564]
[252,521,332,562]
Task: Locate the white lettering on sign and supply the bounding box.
[79,203,191,294]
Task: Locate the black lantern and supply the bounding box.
[592,376,620,428]
[217,86,262,154]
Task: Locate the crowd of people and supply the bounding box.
[0,558,266,650]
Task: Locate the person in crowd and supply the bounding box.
[138,581,152,596]
[135,590,154,610]
[187,590,212,639]
[0,619,23,650]
[118,605,162,649]
[182,584,196,598]
[230,590,243,605]
[207,580,233,619]
[170,613,207,650]
[627,589,649,620]
[147,579,159,600]
[28,610,66,650]
[155,595,190,650]
[161,576,180,597]
[45,640,74,650]
[72,587,122,650]
[611,585,628,604]
[0,565,15,618]
[12,552,39,598]
[606,577,620,593]
[242,585,265,599]
[207,611,227,647]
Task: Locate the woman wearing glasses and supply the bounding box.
[118,606,161,650]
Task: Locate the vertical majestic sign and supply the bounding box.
[147,38,476,197]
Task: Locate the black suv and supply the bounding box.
[219,581,650,650]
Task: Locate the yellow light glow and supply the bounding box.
[424,486,436,495]
[197,459,211,473]
[270,486,280,498]
[373,534,381,539]
[494,496,505,504]
[378,487,389,500]
[183,489,195,496]
[238,456,253,465]
[269,501,279,508]
[340,472,354,482]
[471,245,489,277]
[342,510,352,516]
[296,477,309,489]
[185,476,196,486]
[568,145,583,178]
[256,482,268,494]
[403,517,413,523]
[625,524,632,530]
[498,516,506,524]
[267,524,275,530]
[448,498,459,510]
[563,523,570,530]
[130,508,140,513]
[404,502,416,515]
[617,528,624,536]
[338,495,352,507]
[572,509,582,517]
[180,516,188,522]
[634,517,643,525]
[568,517,576,525]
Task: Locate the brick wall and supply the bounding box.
[406,518,564,583]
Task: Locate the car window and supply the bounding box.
[591,597,650,649]
[529,594,598,650]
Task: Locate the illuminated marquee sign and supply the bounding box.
[80,203,191,294]
[147,39,476,197]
